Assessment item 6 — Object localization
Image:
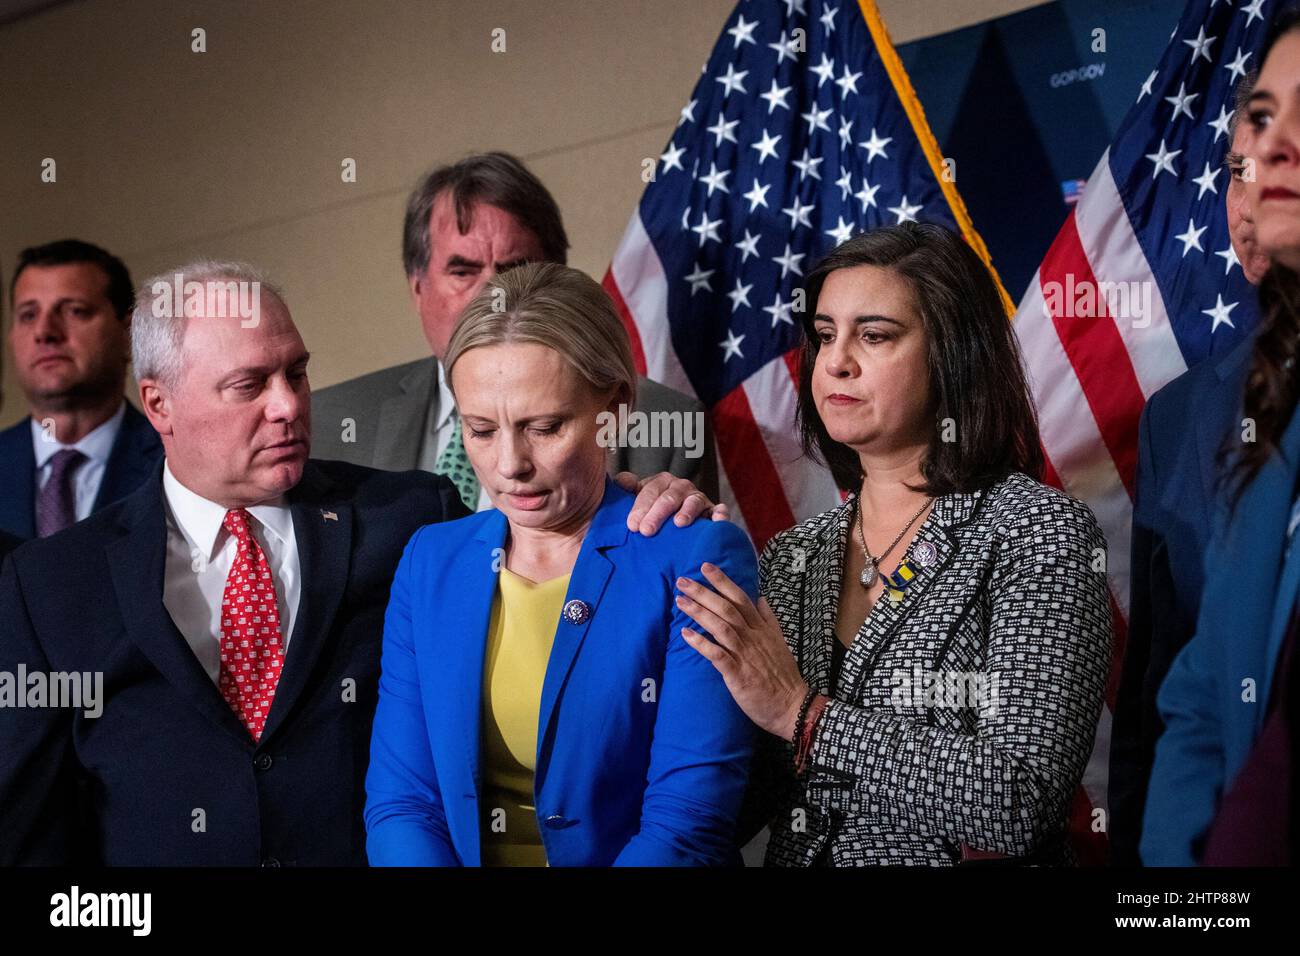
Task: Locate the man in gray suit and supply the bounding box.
[312,152,718,511]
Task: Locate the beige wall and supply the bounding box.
[0,0,1043,429]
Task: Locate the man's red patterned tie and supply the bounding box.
[218,509,285,741]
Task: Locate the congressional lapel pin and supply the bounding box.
[561,599,592,625]
[321,510,338,522]
[913,540,938,568]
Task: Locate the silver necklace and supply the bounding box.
[856,496,932,588]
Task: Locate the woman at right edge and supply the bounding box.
[673,222,1113,865]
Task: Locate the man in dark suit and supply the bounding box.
[0,258,718,865]
[1,239,161,539]
[1109,110,1269,865]
[0,530,20,562]
[311,152,719,508]
[0,261,468,865]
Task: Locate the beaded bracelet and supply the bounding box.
[791,687,818,774]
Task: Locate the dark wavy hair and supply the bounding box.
[796,222,1044,494]
[10,238,134,321]
[401,151,569,279]
[1230,6,1300,498]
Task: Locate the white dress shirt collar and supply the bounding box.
[161,460,294,563]
[30,400,125,469]
[432,357,457,432]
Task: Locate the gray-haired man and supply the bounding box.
[311,152,720,519]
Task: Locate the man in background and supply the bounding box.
[311,152,718,511]
[0,239,161,540]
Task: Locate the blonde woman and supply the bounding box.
[364,262,757,866]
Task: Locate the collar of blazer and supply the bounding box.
[448,476,633,811]
[794,483,989,699]
[103,459,353,749]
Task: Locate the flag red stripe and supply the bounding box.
[602,268,648,377]
[1039,216,1146,498]
[713,382,796,549]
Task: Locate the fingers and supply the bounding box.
[671,490,714,527]
[612,470,641,494]
[680,626,734,670]
[675,582,745,652]
[698,562,762,628]
[710,502,731,522]
[625,472,674,531]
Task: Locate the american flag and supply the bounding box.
[604,0,1006,549]
[1012,0,1271,856]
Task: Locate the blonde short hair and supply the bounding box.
[445,261,637,408]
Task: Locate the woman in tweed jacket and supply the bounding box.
[675,223,1112,865]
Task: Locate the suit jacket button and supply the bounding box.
[254,754,273,771]
[261,857,280,867]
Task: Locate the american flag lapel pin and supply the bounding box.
[321,510,338,522]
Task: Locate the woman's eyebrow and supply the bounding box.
[813,313,903,325]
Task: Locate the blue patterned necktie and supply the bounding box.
[36,448,86,537]
[433,415,480,511]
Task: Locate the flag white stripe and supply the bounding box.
[1073,151,1188,399]
[609,212,698,401]
[1016,273,1133,618]
[743,355,841,523]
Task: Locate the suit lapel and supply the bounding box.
[0,421,37,539]
[836,488,978,697]
[94,404,161,512]
[1193,340,1253,511]
[260,464,353,744]
[801,499,849,696]
[535,481,627,778]
[373,358,433,471]
[439,509,508,864]
[106,474,250,744]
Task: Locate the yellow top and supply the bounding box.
[479,566,571,867]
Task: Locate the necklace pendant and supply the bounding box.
[860,559,878,588]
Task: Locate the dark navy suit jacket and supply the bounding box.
[1108,335,1253,865]
[0,458,466,865]
[0,402,162,540]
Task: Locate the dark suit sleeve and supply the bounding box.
[439,475,473,521]
[695,409,720,502]
[0,557,80,864]
[617,389,721,502]
[1109,399,1160,865]
[363,529,461,866]
[664,400,719,502]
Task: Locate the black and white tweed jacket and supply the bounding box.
[742,472,1112,866]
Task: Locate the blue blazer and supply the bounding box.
[365,478,758,866]
[1141,385,1300,865]
[1109,334,1252,864]
[0,402,162,540]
